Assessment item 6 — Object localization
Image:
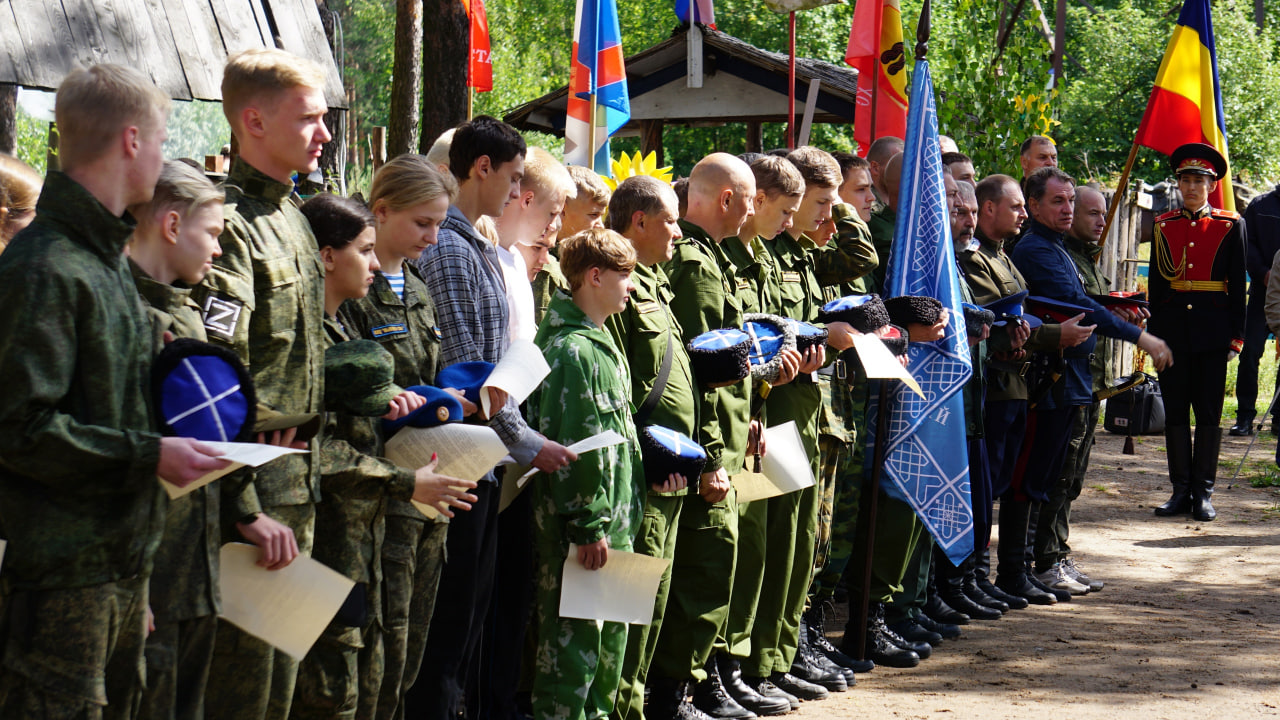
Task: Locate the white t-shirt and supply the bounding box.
[496,244,537,342]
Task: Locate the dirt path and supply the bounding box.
[800,428,1280,719]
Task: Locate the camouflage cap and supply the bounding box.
[324,339,406,417]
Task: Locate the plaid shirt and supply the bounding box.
[417,206,543,468]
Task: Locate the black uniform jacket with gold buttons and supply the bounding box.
[1148,205,1247,354]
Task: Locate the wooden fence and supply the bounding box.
[1097,181,1151,382]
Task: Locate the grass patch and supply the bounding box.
[1249,467,1280,488]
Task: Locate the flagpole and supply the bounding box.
[588,91,598,172]
[856,0,930,656]
[1097,142,1139,258]
[468,87,475,121]
[788,11,797,149]
[868,3,880,148]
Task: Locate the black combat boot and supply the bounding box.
[1191,425,1220,521]
[861,602,920,668]
[804,602,874,674]
[647,677,714,720]
[1155,424,1194,516]
[995,498,1057,605]
[717,654,791,716]
[692,657,756,719]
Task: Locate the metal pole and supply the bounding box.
[855,379,891,659]
[788,11,797,149]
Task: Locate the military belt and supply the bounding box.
[1169,280,1227,292]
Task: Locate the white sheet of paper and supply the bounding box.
[159,442,308,500]
[727,421,817,504]
[559,544,671,625]
[480,339,551,416]
[217,543,356,661]
[384,423,509,520]
[515,430,629,487]
[851,333,925,397]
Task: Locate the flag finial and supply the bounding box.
[915,0,931,61]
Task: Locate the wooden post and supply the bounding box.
[372,126,388,170]
[787,12,797,149]
[0,84,16,156]
[746,121,763,154]
[640,120,665,169]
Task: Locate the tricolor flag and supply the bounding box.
[463,0,492,92]
[1133,0,1233,210]
[675,0,715,27]
[868,52,974,566]
[845,0,908,155]
[565,0,630,173]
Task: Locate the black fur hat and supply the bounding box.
[639,425,708,488]
[743,314,797,384]
[688,328,752,388]
[817,293,890,333]
[884,295,944,327]
[882,324,910,356]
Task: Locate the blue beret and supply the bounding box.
[383,385,466,435]
[436,361,496,405]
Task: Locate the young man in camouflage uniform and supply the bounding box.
[194,48,332,720]
[0,64,228,718]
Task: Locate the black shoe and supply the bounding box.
[789,654,847,692]
[804,603,874,674]
[648,677,715,720]
[1228,423,1254,436]
[885,628,932,660]
[860,603,920,668]
[1026,569,1072,602]
[977,577,1028,609]
[887,618,943,646]
[1154,491,1192,517]
[796,614,853,687]
[693,657,757,719]
[995,573,1057,606]
[913,611,961,640]
[922,593,970,625]
[938,589,1002,620]
[743,677,798,712]
[962,577,1010,612]
[1192,494,1216,521]
[769,673,828,702]
[717,656,791,716]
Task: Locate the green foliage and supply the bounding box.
[13,101,48,176]
[163,101,231,164]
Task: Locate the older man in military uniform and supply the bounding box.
[1150,143,1247,522]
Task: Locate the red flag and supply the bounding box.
[463,0,493,92]
[845,0,907,155]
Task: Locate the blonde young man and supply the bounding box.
[0,64,229,719]
[562,163,611,237]
[193,48,332,720]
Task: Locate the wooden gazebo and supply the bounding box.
[504,24,859,166]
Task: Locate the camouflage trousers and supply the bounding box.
[290,622,382,720]
[810,393,868,602]
[139,613,217,720]
[375,516,447,720]
[206,503,315,720]
[531,535,630,720]
[0,575,148,720]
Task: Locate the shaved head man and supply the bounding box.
[686,152,757,242]
[867,136,904,201]
[1071,186,1107,245]
[880,152,903,211]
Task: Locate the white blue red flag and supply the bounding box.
[675,0,715,27]
[565,0,630,173]
[868,54,974,566]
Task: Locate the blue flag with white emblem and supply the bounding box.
[869,55,974,566]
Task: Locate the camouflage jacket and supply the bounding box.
[529,293,642,548]
[812,204,878,296]
[0,172,164,590]
[867,205,897,295]
[1063,235,1113,393]
[340,265,442,521]
[130,259,220,621]
[192,159,325,515]
[532,256,570,327]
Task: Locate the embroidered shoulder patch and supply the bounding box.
[371,323,409,339]
[782,271,803,284]
[202,296,243,342]
[635,300,661,315]
[736,278,751,291]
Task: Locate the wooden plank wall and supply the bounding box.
[0,0,346,108]
[1100,185,1146,380]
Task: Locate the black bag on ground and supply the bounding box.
[1104,374,1165,435]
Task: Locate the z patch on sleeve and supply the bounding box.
[202,295,244,341]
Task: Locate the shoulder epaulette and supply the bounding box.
[1155,209,1183,222]
[1211,208,1240,220]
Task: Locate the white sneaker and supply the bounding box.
[1035,563,1090,595]
[1062,558,1104,592]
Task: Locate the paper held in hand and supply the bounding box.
[732,420,817,504]
[217,543,355,661]
[480,339,551,417]
[851,333,925,397]
[559,544,671,625]
[159,442,308,500]
[500,429,630,513]
[383,423,509,520]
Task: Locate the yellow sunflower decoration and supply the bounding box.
[601,151,674,191]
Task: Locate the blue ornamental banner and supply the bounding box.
[870,55,975,566]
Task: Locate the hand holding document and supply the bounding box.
[851,333,925,397]
[384,423,509,520]
[732,421,817,503]
[559,544,671,625]
[481,340,552,417]
[218,543,355,661]
[501,430,630,513]
[159,441,308,500]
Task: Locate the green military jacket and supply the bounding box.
[1064,235,1113,393]
[662,219,752,476]
[0,172,164,590]
[606,263,698,497]
[721,234,774,317]
[813,204,879,297]
[529,293,643,547]
[957,274,986,439]
[130,259,220,622]
[315,316,415,620]
[340,265,443,521]
[765,231,824,446]
[532,256,570,326]
[959,231,1063,403]
[193,158,325,516]
[867,205,897,295]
